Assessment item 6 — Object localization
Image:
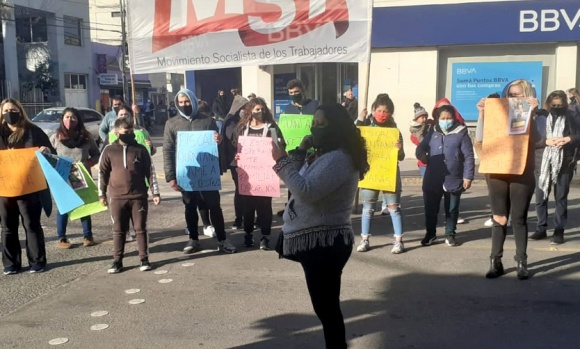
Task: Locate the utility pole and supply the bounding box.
[119,0,128,102]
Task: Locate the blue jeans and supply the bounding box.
[418,166,426,178]
[423,190,462,236]
[56,212,92,239]
[361,188,403,238]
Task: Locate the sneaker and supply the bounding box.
[107,260,123,274]
[550,233,564,245]
[456,217,466,224]
[203,226,216,238]
[381,206,390,216]
[259,237,270,250]
[139,259,152,272]
[244,233,254,247]
[218,240,237,254]
[183,239,201,254]
[421,235,437,246]
[356,239,370,252]
[29,264,45,273]
[3,265,21,275]
[57,238,72,249]
[529,230,547,240]
[126,233,135,242]
[391,241,405,254]
[484,218,493,227]
[83,237,95,247]
[445,235,459,247]
[230,224,243,230]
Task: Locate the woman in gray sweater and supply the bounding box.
[272,103,369,349]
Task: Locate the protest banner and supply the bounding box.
[36,152,84,213]
[176,131,221,191]
[237,136,280,198]
[108,129,152,153]
[0,148,47,197]
[358,127,399,192]
[69,163,108,221]
[126,0,373,73]
[278,114,313,151]
[479,98,529,175]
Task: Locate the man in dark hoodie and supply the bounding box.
[163,88,236,254]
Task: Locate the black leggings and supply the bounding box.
[296,236,352,349]
[488,173,535,261]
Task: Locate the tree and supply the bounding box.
[22,58,59,101]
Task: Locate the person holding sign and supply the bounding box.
[272,103,369,349]
[163,88,236,255]
[1,98,55,275]
[476,79,539,280]
[355,94,406,254]
[98,118,160,274]
[532,91,580,245]
[234,98,285,250]
[416,105,475,247]
[50,107,100,249]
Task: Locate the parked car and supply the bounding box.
[32,107,104,145]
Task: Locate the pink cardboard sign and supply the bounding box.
[237,136,280,198]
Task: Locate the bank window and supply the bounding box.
[16,16,48,43]
[64,16,82,46]
[65,73,87,90]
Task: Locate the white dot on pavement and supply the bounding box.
[125,289,140,294]
[181,262,195,267]
[91,311,109,317]
[158,279,173,284]
[90,324,109,331]
[154,270,168,275]
[128,299,145,305]
[49,338,69,345]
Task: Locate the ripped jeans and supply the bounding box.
[360,188,403,238]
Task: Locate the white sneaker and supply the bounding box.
[218,239,236,254]
[203,226,216,237]
[456,217,466,224]
[391,241,405,254]
[484,218,493,227]
[126,232,135,242]
[356,239,370,252]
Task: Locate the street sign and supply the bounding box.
[99,74,118,86]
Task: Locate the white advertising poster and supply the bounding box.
[126,0,372,74]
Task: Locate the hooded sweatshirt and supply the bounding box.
[432,98,465,125]
[163,88,219,182]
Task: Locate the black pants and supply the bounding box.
[110,198,149,261]
[229,167,243,225]
[296,236,352,349]
[535,168,573,234]
[197,197,211,227]
[488,173,535,261]
[242,195,272,235]
[424,189,462,236]
[0,194,46,269]
[182,191,226,241]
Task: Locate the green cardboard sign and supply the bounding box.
[278,114,313,151]
[68,163,108,220]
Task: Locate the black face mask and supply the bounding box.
[118,133,136,144]
[310,126,340,152]
[3,112,22,125]
[252,112,263,122]
[113,106,120,114]
[551,107,567,116]
[291,93,303,104]
[182,105,193,116]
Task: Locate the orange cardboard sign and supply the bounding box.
[479,99,529,175]
[0,148,47,197]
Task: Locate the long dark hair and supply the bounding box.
[0,98,33,144]
[545,90,568,113]
[317,103,369,180]
[56,107,91,141]
[237,98,275,134]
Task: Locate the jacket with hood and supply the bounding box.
[285,99,319,115]
[221,95,249,171]
[163,89,219,183]
[98,140,159,199]
[212,96,227,118]
[417,123,475,193]
[432,98,465,125]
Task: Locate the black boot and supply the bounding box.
[485,257,504,279]
[516,260,529,280]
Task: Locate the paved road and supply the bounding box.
[1,129,579,348]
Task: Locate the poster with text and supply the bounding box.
[0,148,47,197]
[237,136,280,198]
[451,61,543,121]
[69,163,108,220]
[176,131,221,191]
[358,127,399,192]
[278,114,314,151]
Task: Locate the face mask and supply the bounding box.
[3,111,22,125]
[291,93,303,104]
[239,110,245,118]
[113,106,120,114]
[310,126,340,151]
[118,133,136,144]
[439,119,453,131]
[551,107,567,116]
[63,119,77,130]
[252,111,263,121]
[183,105,193,116]
[374,111,390,124]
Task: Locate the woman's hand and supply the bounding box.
[299,135,313,151]
[395,140,402,150]
[38,146,51,154]
[546,138,559,147]
[234,153,241,161]
[358,108,367,121]
[555,136,572,148]
[272,142,287,161]
[213,132,223,144]
[476,98,486,112]
[527,97,539,110]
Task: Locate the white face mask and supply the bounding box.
[239,110,245,118]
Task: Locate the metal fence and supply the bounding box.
[21,103,53,118]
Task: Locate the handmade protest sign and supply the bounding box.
[358,127,400,192]
[176,131,221,191]
[36,152,84,213]
[69,163,108,220]
[278,114,313,151]
[0,148,47,197]
[237,136,280,198]
[479,98,529,175]
[109,129,151,153]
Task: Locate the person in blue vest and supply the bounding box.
[416,104,475,247]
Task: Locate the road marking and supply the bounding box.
[91,311,109,317]
[49,338,69,345]
[128,299,145,305]
[90,324,109,331]
[158,279,173,284]
[125,289,141,294]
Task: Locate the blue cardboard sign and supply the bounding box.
[450,61,543,121]
[36,152,84,214]
[176,131,221,191]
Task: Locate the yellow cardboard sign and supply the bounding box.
[0,148,47,197]
[358,127,400,192]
